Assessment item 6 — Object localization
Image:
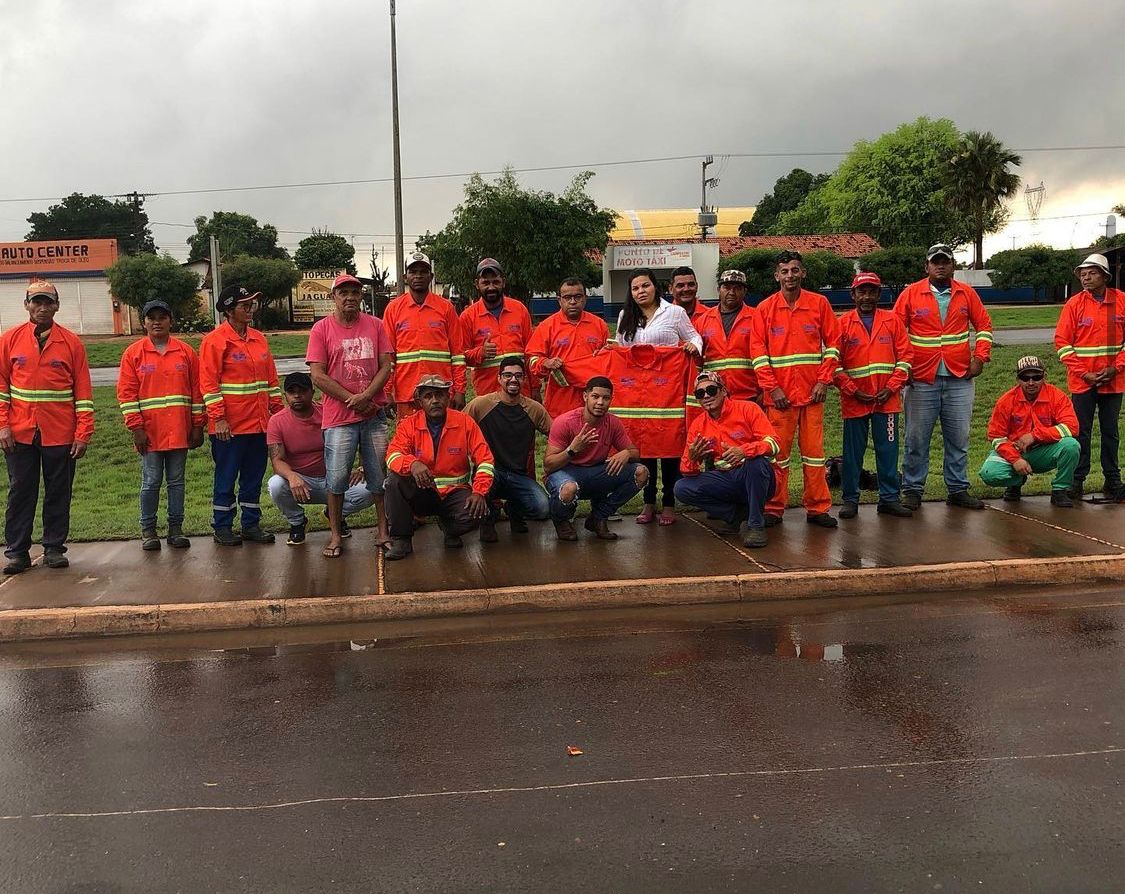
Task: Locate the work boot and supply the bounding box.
[167,523,191,549]
[1067,480,1084,501]
[43,549,69,569]
[141,528,162,551]
[553,519,578,542]
[806,512,838,528]
[763,513,783,528]
[740,522,767,549]
[479,517,498,543]
[443,533,463,549]
[583,516,618,540]
[877,501,913,517]
[947,491,984,510]
[1050,490,1075,508]
[1002,486,1022,502]
[718,508,748,533]
[1103,482,1122,500]
[385,538,413,561]
[213,527,243,547]
[509,516,529,534]
[241,526,276,544]
[901,491,922,510]
[839,501,858,519]
[286,521,307,546]
[3,553,32,575]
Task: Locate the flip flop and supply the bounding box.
[658,510,676,526]
[636,508,655,524]
[322,545,342,559]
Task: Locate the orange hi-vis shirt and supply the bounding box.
[525,309,610,416]
[680,398,781,475]
[383,291,466,401]
[694,303,760,403]
[0,321,94,446]
[117,336,205,451]
[750,289,840,408]
[893,278,993,383]
[1054,288,1125,394]
[199,321,281,436]
[676,300,710,331]
[833,309,913,419]
[987,383,1078,465]
[459,297,535,396]
[386,408,495,497]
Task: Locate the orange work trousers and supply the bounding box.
[766,402,831,516]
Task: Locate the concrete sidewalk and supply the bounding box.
[0,496,1122,642]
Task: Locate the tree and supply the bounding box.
[858,246,929,288]
[26,192,156,255]
[720,249,854,297]
[106,253,203,321]
[1113,203,1125,217]
[944,131,1021,269]
[369,248,393,316]
[985,245,1081,297]
[294,229,357,275]
[221,255,301,328]
[738,169,830,236]
[417,168,616,302]
[774,117,974,247]
[188,212,289,263]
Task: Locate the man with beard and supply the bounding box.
[459,258,535,397]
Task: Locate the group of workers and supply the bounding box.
[0,244,1121,572]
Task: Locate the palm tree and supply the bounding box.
[945,132,1022,269]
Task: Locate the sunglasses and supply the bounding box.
[693,385,721,399]
[1018,373,1044,382]
[499,372,525,380]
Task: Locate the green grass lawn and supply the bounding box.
[82,332,310,368]
[987,305,1062,330]
[0,343,1112,542]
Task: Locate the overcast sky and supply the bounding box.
[1,0,1122,271]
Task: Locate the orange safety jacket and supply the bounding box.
[833,309,913,418]
[459,297,535,396]
[383,291,466,401]
[676,300,710,331]
[693,303,760,404]
[893,278,993,383]
[1053,288,1125,394]
[750,290,840,408]
[525,309,610,417]
[0,321,94,446]
[386,408,495,497]
[680,398,781,474]
[117,336,205,451]
[199,321,281,435]
[987,383,1078,464]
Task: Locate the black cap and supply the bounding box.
[283,371,313,392]
[217,284,260,313]
[141,299,173,319]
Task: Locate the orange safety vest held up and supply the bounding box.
[117,336,205,451]
[459,297,535,396]
[833,309,913,419]
[525,309,610,417]
[679,398,780,475]
[750,290,840,407]
[987,383,1078,464]
[386,408,495,496]
[893,278,993,383]
[0,321,94,446]
[383,291,466,401]
[1054,288,1125,394]
[198,321,281,435]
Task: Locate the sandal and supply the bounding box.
[658,509,676,526]
[636,508,655,524]
[322,544,342,559]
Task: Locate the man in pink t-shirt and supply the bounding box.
[267,372,375,545]
[307,274,394,556]
[542,375,647,541]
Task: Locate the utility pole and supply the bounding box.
[209,235,223,326]
[698,156,719,241]
[389,0,405,291]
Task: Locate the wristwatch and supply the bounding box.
[566,447,578,458]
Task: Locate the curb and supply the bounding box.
[1,553,1123,643]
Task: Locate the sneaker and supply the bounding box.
[241,526,276,544]
[322,510,351,538]
[213,527,242,547]
[901,491,922,511]
[806,512,838,529]
[763,513,783,528]
[443,532,464,549]
[1050,490,1075,508]
[385,538,413,561]
[839,501,858,519]
[3,553,32,575]
[43,550,69,569]
[509,516,529,534]
[740,523,767,549]
[1002,486,1022,503]
[141,529,162,551]
[479,518,499,543]
[553,519,578,542]
[946,491,984,510]
[583,516,618,540]
[287,521,307,546]
[876,501,913,517]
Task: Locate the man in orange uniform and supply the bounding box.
[750,251,840,528]
[0,280,94,574]
[834,273,913,520]
[199,285,282,546]
[117,300,205,551]
[382,251,466,415]
[460,258,534,397]
[384,375,494,560]
[674,371,780,549]
[526,276,609,416]
[670,266,709,328]
[1054,253,1125,500]
[695,269,759,403]
[895,243,993,510]
[978,356,1079,507]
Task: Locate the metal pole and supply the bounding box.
[209,235,223,325]
[390,0,405,292]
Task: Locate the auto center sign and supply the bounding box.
[611,243,693,270]
[0,238,119,274]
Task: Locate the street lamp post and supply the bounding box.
[389,0,405,290]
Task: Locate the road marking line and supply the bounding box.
[2,746,1120,821]
[682,513,770,572]
[986,504,1125,551]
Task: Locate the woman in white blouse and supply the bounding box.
[616,268,703,525]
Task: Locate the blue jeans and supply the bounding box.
[546,462,644,522]
[902,376,975,495]
[842,413,902,504]
[323,412,388,495]
[211,433,268,530]
[489,467,550,521]
[140,448,188,530]
[267,473,375,526]
[672,456,776,529]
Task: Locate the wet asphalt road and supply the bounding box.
[0,588,1122,893]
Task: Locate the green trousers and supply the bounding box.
[978,437,1080,491]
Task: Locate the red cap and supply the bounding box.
[850,271,882,289]
[333,273,362,290]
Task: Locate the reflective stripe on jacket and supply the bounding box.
[833,309,913,419]
[987,383,1078,464]
[386,408,495,496]
[893,278,992,383]
[198,321,281,435]
[382,292,466,401]
[750,289,840,407]
[117,336,204,450]
[1053,288,1125,394]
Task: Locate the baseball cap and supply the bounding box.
[1016,355,1045,376]
[141,299,173,318]
[719,269,747,285]
[25,281,59,301]
[926,243,955,261]
[694,369,725,389]
[851,271,882,289]
[1074,253,1110,278]
[475,257,503,276]
[216,284,261,313]
[414,374,452,392]
[332,273,362,290]
[405,251,432,271]
[283,371,313,392]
